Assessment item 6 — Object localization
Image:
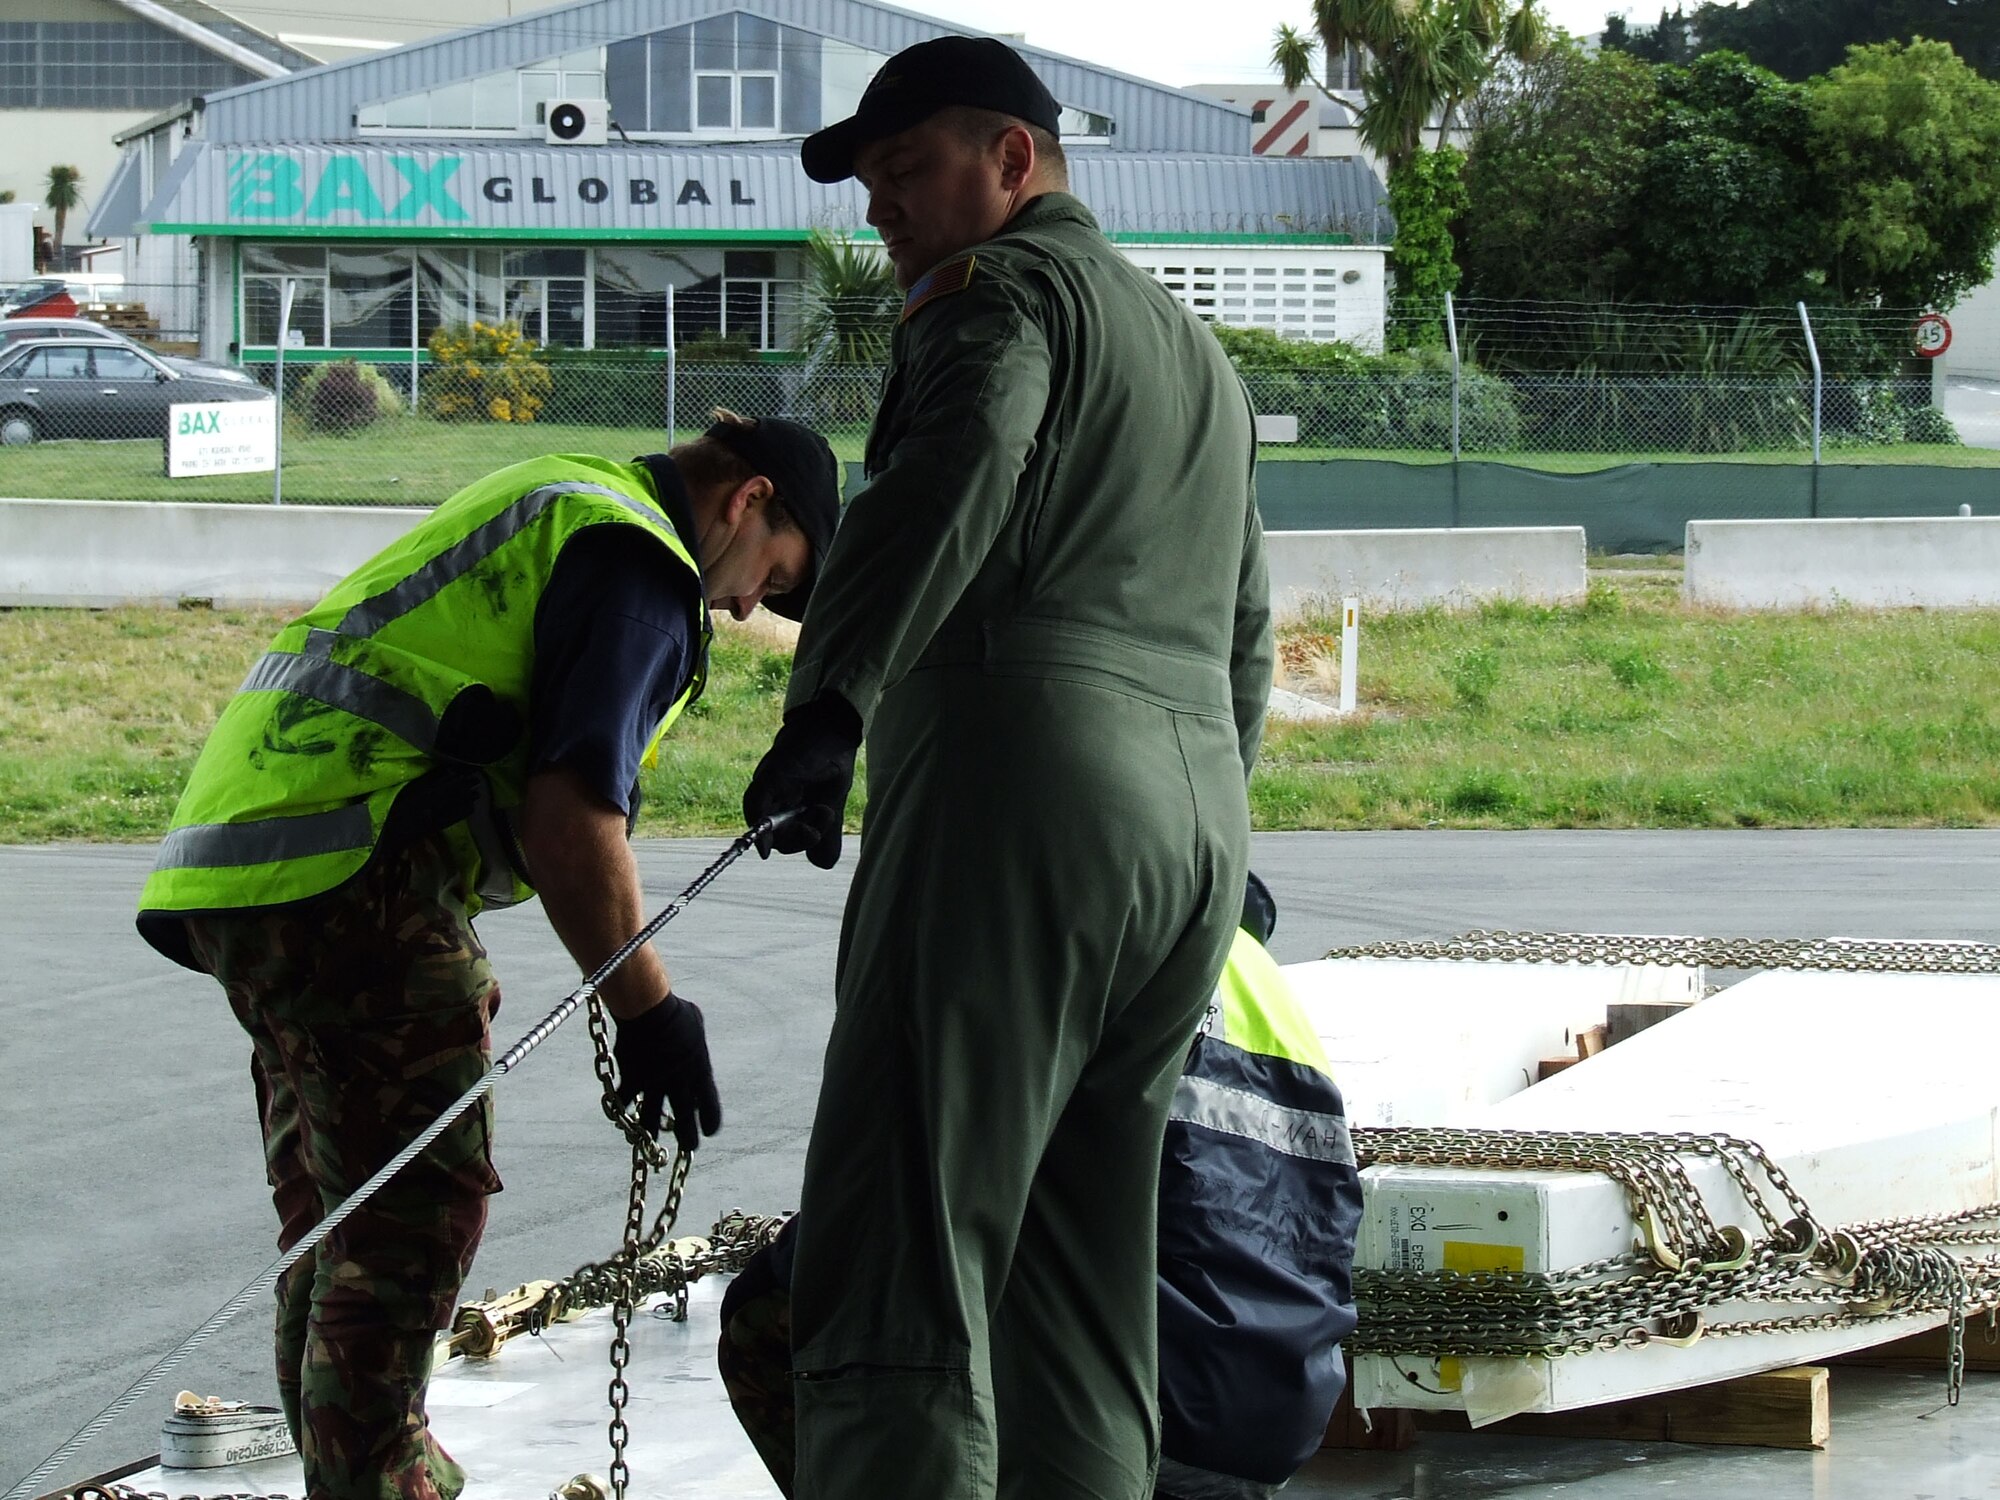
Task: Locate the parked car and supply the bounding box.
[0,316,257,386]
[0,337,272,445]
[0,279,80,318]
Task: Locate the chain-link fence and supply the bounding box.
[0,293,1978,507]
[1234,296,1964,460]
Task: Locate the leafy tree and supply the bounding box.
[1459,42,1656,300]
[1602,5,1696,63]
[1807,39,2000,308]
[1385,144,1468,343]
[43,165,82,263]
[1272,1,1546,320]
[794,231,899,428]
[1629,52,1827,304]
[796,231,899,364]
[1693,0,2000,83]
[1273,0,1550,172]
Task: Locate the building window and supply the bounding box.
[504,248,587,347]
[0,20,257,110]
[242,242,802,352]
[330,250,414,349]
[681,13,786,137]
[1057,105,1115,141]
[605,11,832,138]
[695,69,779,132]
[359,48,606,134]
[243,245,330,348]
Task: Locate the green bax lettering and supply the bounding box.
[228,155,469,221]
[225,155,766,222]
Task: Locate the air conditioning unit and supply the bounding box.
[543,98,608,146]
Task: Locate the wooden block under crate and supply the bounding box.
[1412,1365,1830,1451]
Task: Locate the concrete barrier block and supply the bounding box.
[1264,526,1588,619]
[0,498,427,609]
[1685,516,2000,609]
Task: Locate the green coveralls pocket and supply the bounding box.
[793,1364,991,1500]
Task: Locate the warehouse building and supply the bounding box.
[89,0,1390,369]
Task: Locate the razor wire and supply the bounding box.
[0,293,1961,509]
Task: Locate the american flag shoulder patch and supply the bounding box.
[900,254,978,323]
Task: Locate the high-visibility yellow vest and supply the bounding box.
[138,455,707,948]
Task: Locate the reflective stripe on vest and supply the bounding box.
[140,459,704,920]
[154,802,376,872]
[338,481,662,636]
[238,648,443,753]
[1169,1071,1357,1168]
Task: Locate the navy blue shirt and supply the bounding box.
[527,470,704,814]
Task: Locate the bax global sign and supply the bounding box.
[151,148,860,238]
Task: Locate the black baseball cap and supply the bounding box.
[701,415,841,622]
[802,35,1061,185]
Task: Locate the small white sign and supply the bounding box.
[1255,413,1300,443]
[169,399,276,477]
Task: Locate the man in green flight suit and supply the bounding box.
[136,413,841,1500]
[742,35,1275,1500]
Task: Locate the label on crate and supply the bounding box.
[169,400,276,477]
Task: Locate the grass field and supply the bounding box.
[5,573,1998,845]
[0,422,1992,508]
[0,422,850,508]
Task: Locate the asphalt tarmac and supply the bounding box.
[6,829,1999,1494]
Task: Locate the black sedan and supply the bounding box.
[0,338,272,445]
[0,316,260,387]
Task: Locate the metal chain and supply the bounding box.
[1351,1125,2000,1403]
[12,823,790,1500]
[558,1210,792,1323]
[574,991,683,1500]
[1332,935,2000,1401]
[1325,930,2000,974]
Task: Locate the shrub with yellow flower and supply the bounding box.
[424,320,553,424]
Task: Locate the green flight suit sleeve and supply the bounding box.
[1231,469,1275,782]
[785,278,1053,725]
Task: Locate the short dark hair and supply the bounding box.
[669,407,800,532]
[942,105,1068,188]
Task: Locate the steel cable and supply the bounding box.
[7,816,793,1500]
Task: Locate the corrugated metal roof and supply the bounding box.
[1076,154,1385,240]
[86,151,150,241]
[193,0,1250,154]
[132,141,1387,241]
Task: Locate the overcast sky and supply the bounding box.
[898,0,1732,88]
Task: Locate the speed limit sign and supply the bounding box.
[1914,313,1952,358]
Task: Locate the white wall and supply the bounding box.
[1685,516,2000,609]
[0,202,37,281]
[0,109,154,250]
[1123,244,1389,349]
[0,498,424,608]
[2,502,1595,620]
[1265,526,1587,618]
[1948,250,2000,382]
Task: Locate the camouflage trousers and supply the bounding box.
[718,1279,798,1498]
[186,833,503,1500]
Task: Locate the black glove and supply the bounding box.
[611,993,721,1152]
[742,694,862,870]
